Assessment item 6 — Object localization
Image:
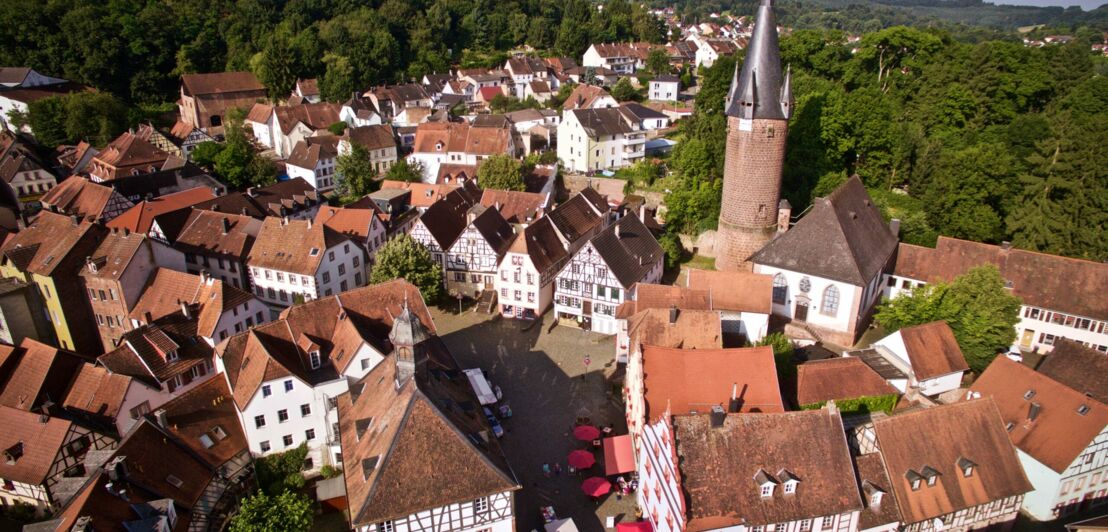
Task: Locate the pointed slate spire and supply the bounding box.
[726,0,791,120]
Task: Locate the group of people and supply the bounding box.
[614,475,639,500]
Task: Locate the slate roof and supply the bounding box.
[619,102,669,122]
[194,178,319,219]
[685,269,773,314]
[896,321,969,380]
[674,407,862,529]
[643,345,781,420]
[1036,339,1108,404]
[893,237,1108,320]
[249,217,352,275]
[1,210,105,276]
[339,338,518,526]
[546,188,608,244]
[590,214,663,289]
[796,357,899,406]
[0,338,89,411]
[971,356,1108,474]
[181,72,264,96]
[0,406,74,485]
[508,216,567,273]
[871,399,1033,524]
[105,187,215,234]
[40,177,126,221]
[751,176,897,286]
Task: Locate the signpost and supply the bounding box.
[583,354,591,380]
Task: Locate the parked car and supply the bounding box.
[483,406,505,438]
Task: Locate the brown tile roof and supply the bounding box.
[854,453,902,531]
[273,103,342,135]
[546,189,608,244]
[897,321,969,380]
[562,85,614,111]
[286,135,339,170]
[590,42,660,60]
[40,177,126,221]
[181,71,264,96]
[0,338,89,411]
[194,178,319,219]
[129,268,254,339]
[643,344,782,420]
[380,180,459,208]
[569,108,636,138]
[77,228,146,281]
[413,122,512,156]
[219,280,431,408]
[315,206,376,242]
[615,284,711,319]
[752,176,898,285]
[465,205,516,257]
[296,78,319,97]
[1036,339,1108,404]
[506,57,548,75]
[93,132,170,174]
[62,363,131,420]
[245,102,273,124]
[154,374,248,467]
[339,338,518,526]
[971,356,1108,473]
[872,399,1033,524]
[627,308,722,357]
[0,406,73,485]
[345,124,397,151]
[170,210,260,259]
[0,150,45,184]
[796,357,899,406]
[105,187,216,234]
[590,215,663,289]
[249,217,352,275]
[893,237,1108,320]
[686,269,773,314]
[513,216,568,273]
[436,163,478,184]
[674,407,862,529]
[480,189,548,224]
[99,314,212,387]
[417,187,481,249]
[43,466,194,532]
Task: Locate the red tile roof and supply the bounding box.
[62,363,132,421]
[0,406,74,485]
[0,338,90,411]
[685,269,773,314]
[796,357,899,406]
[40,178,125,222]
[642,345,783,420]
[106,187,215,234]
[897,321,969,380]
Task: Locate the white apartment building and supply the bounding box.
[248,217,365,315]
[886,236,1108,354]
[286,136,340,192]
[558,107,647,173]
[409,122,515,183]
[855,321,969,397]
[554,214,663,335]
[338,124,398,174]
[649,76,680,101]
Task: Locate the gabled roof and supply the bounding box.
[417,187,480,249]
[286,135,339,170]
[562,85,614,111]
[1,210,105,275]
[169,209,260,258]
[796,357,899,406]
[569,108,635,138]
[106,187,214,235]
[459,206,515,258]
[615,284,711,319]
[379,180,459,209]
[194,177,319,219]
[508,216,567,273]
[0,67,32,85]
[314,206,377,242]
[626,308,722,358]
[589,214,663,289]
[339,338,518,526]
[41,177,127,221]
[93,131,170,171]
[296,78,319,97]
[0,406,74,485]
[674,407,861,529]
[344,124,397,151]
[619,102,669,122]
[273,103,342,135]
[971,357,1108,474]
[77,228,147,281]
[0,338,89,411]
[249,217,352,275]
[751,176,897,285]
[643,345,782,421]
[154,374,248,467]
[129,268,255,339]
[1036,339,1108,404]
[546,188,609,244]
[413,122,512,157]
[854,453,902,531]
[872,399,1033,524]
[181,71,264,96]
[479,189,548,225]
[893,237,1108,320]
[894,321,969,380]
[99,314,212,388]
[62,363,132,421]
[686,269,773,314]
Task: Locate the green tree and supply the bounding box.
[370,234,443,303]
[646,49,671,76]
[26,92,129,148]
[756,332,797,381]
[191,141,222,168]
[336,143,378,199]
[208,111,275,189]
[256,33,298,101]
[255,443,309,495]
[320,52,356,103]
[228,491,313,532]
[874,265,1021,372]
[476,154,525,191]
[610,77,642,102]
[384,159,424,183]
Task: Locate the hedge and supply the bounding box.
[800,394,899,416]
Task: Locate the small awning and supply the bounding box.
[616,521,654,532]
[603,434,635,476]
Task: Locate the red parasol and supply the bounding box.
[573,425,601,441]
[567,449,596,469]
[581,476,611,497]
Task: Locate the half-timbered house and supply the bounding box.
[338,300,520,532]
[554,214,663,335]
[444,205,515,299]
[409,186,480,271]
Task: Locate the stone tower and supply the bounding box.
[715,0,792,271]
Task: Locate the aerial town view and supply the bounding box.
[0,0,1104,530]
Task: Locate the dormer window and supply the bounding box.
[871,492,883,505]
[1078,404,1090,415]
[778,469,799,495]
[310,248,320,256]
[906,469,923,491]
[310,350,321,369]
[760,484,774,497]
[921,466,940,486]
[1023,389,1035,400]
[754,469,777,498]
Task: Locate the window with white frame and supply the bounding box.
[772,274,787,304]
[821,285,839,316]
[474,496,489,514]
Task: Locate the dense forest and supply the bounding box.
[663,27,1107,262]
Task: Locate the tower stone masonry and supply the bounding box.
[715,0,792,272]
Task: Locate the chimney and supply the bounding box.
[71,214,80,226]
[144,311,153,324]
[1028,401,1041,422]
[729,383,744,413]
[154,409,168,428]
[1001,241,1012,251]
[246,187,257,197]
[709,405,726,428]
[615,223,622,239]
[668,305,678,324]
[889,218,901,236]
[122,227,130,236]
[306,218,313,229]
[180,302,191,319]
[281,216,289,226]
[222,217,231,234]
[241,207,249,216]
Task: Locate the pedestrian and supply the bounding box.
[553,462,562,476]
[543,463,551,477]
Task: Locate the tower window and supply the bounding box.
[767,125,775,138]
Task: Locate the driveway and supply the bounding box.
[433,308,640,532]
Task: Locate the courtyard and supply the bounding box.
[432,306,640,532]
